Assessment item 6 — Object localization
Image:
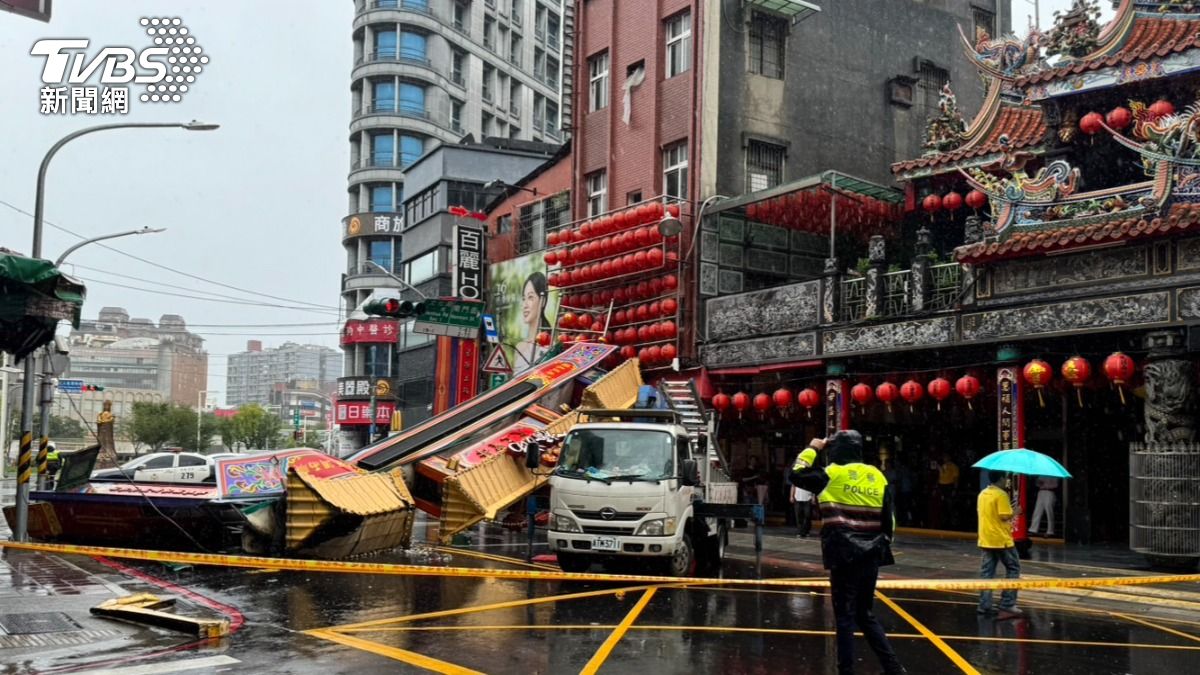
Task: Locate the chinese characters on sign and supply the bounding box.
[825,380,844,436]
[334,401,396,426]
[453,224,485,300]
[996,366,1021,450]
[39,86,128,114]
[344,213,402,239]
[336,376,395,400]
[340,318,399,345]
[373,214,403,233]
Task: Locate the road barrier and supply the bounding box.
[2,540,1199,592]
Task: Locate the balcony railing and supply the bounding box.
[840,277,866,322]
[359,0,432,14]
[883,270,910,316]
[928,262,962,312]
[360,102,429,120]
[358,49,433,68]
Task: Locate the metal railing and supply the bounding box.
[359,102,430,119]
[883,270,910,316]
[840,277,866,322]
[359,0,432,14]
[357,49,433,68]
[928,262,962,312]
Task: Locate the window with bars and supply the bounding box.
[587,171,607,216]
[516,191,570,255]
[748,12,785,79]
[917,60,949,111]
[972,7,995,38]
[746,140,784,193]
[589,51,609,111]
[665,10,691,78]
[662,141,688,200]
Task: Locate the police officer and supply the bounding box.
[791,431,905,675]
[44,441,61,489]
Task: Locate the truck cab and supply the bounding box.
[547,409,728,576]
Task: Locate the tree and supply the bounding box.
[231,404,284,450]
[129,402,176,452]
[49,415,86,439]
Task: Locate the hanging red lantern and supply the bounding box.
[797,387,820,419]
[850,383,874,409]
[663,274,679,290]
[1149,99,1175,120]
[1079,111,1104,135]
[661,298,678,315]
[1106,106,1132,131]
[1023,359,1053,408]
[547,230,560,247]
[922,194,942,213]
[536,331,551,347]
[773,388,794,416]
[1061,356,1092,408]
[558,312,576,329]
[753,393,773,417]
[955,375,980,410]
[900,379,924,412]
[875,382,899,413]
[544,250,558,266]
[966,190,987,210]
[1103,352,1136,405]
[942,191,964,212]
[927,377,952,411]
[661,343,677,362]
[732,392,751,418]
[711,392,731,414]
[619,345,636,360]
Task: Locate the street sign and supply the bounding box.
[293,410,301,428]
[57,379,82,394]
[488,373,509,390]
[482,314,499,344]
[413,298,484,339]
[481,344,513,374]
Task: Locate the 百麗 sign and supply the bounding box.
[453,225,485,300]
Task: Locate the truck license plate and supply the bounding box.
[592,536,619,552]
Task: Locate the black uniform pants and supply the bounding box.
[830,557,904,675]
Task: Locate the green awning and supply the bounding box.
[0,249,86,361]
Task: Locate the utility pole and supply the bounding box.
[35,351,53,490]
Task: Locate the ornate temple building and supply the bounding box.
[698,0,1200,565]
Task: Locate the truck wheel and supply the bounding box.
[557,552,591,573]
[667,534,696,577]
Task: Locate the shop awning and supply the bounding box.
[744,0,821,23]
[0,249,86,361]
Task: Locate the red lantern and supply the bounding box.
[732,392,751,418]
[753,393,772,417]
[942,191,964,212]
[662,298,678,315]
[536,331,551,347]
[797,387,820,419]
[648,247,665,268]
[927,377,951,411]
[1061,356,1091,408]
[1104,352,1136,405]
[1106,106,1132,131]
[900,379,924,412]
[875,382,899,412]
[773,388,794,416]
[1023,358,1053,408]
[544,251,558,266]
[922,194,942,213]
[711,392,731,414]
[619,345,636,360]
[647,345,662,364]
[663,274,679,290]
[558,312,575,329]
[966,190,987,210]
[955,375,981,410]
[1149,99,1175,120]
[661,343,677,362]
[850,383,874,408]
[660,320,678,338]
[547,230,560,247]
[1079,111,1104,135]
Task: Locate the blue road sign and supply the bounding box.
[57,379,82,394]
[482,314,499,344]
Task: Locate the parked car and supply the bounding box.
[91,451,218,484]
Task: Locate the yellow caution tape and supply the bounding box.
[2,540,1198,592]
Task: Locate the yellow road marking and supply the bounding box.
[936,587,1200,629]
[307,628,483,674]
[581,588,656,675]
[1113,613,1200,644]
[876,592,979,675]
[431,546,559,571]
[342,624,617,633]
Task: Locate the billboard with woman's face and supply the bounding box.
[488,252,561,374]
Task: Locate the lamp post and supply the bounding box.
[13,120,218,542]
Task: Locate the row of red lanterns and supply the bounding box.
[546,224,669,266]
[922,189,988,213]
[744,189,900,240]
[708,352,1138,418]
[546,202,677,249]
[547,247,678,288]
[1079,100,1174,136]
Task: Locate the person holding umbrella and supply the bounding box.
[977,470,1022,618]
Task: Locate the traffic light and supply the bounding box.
[82,384,105,392]
[363,298,425,318]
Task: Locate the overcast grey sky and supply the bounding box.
[0,1,352,404]
[0,1,1118,404]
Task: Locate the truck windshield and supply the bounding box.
[556,428,675,481]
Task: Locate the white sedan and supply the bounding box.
[91,452,218,484]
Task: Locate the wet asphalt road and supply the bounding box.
[4,519,1197,675]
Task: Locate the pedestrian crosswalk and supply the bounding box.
[71,655,240,675]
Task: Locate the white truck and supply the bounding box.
[546,405,751,576]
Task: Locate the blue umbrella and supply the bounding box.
[972,448,1071,479]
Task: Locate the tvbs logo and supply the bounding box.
[32,17,208,115]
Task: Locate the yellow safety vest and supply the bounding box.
[817,462,888,533]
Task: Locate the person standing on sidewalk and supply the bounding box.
[1029,475,1059,536]
[790,458,814,538]
[791,432,906,675]
[978,470,1023,619]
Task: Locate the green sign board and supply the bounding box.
[488,373,509,390]
[413,298,484,339]
[292,409,301,428]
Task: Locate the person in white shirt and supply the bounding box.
[1030,475,1060,536]
[790,465,814,538]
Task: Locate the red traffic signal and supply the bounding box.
[363,298,424,318]
[82,384,105,392]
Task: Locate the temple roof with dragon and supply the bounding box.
[892,0,1200,265]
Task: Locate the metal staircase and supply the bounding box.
[657,379,708,446]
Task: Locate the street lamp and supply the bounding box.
[363,259,429,299]
[55,227,166,267]
[13,120,218,542]
[483,179,538,196]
